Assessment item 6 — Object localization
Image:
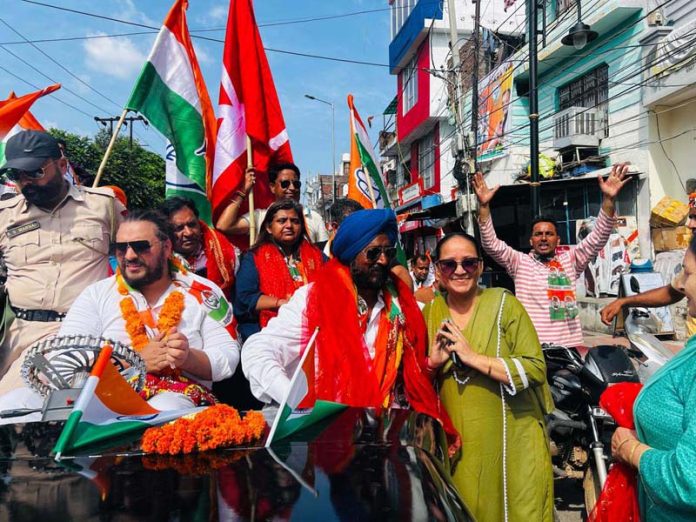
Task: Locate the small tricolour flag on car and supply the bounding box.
[53,345,203,459]
[126,0,216,224]
[265,328,346,446]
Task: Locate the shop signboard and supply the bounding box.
[398,179,423,206]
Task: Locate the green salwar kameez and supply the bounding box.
[424,288,555,522]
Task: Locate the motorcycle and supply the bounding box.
[543,342,640,514]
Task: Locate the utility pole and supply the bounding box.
[446,0,473,233]
[529,0,541,217]
[94,114,148,148]
[471,0,481,174]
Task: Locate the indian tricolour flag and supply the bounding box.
[126,0,216,224]
[53,345,203,459]
[347,94,392,211]
[0,84,60,167]
[265,328,346,446]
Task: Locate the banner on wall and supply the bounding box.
[478,61,514,162]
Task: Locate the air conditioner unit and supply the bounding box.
[553,106,606,150]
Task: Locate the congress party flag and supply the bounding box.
[212,0,293,220]
[126,0,216,224]
[347,94,391,210]
[265,328,346,446]
[0,84,60,167]
[53,345,203,459]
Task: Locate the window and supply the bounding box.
[556,0,574,17]
[558,64,609,136]
[419,133,435,189]
[402,54,419,114]
[391,0,416,39]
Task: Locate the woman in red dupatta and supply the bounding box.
[233,198,324,341]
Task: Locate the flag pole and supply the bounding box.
[363,163,378,209]
[93,109,128,188]
[246,136,256,245]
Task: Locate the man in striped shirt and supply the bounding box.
[473,164,630,347]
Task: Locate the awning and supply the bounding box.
[383,96,397,115]
[405,199,458,225]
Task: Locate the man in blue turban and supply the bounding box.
[241,209,460,451]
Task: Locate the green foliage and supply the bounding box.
[48,128,165,209]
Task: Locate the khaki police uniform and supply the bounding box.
[0,183,125,395]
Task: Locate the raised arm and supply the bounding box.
[473,172,521,274]
[215,167,255,235]
[571,163,629,274]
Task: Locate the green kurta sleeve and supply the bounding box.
[639,377,696,513]
[496,293,548,397]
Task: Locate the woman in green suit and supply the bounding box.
[423,232,554,522]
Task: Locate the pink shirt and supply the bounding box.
[479,210,616,346]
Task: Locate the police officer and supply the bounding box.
[0,130,126,397]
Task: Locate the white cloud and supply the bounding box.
[199,4,228,25]
[83,33,146,79]
[192,41,213,65]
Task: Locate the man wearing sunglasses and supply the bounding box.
[216,162,328,244]
[0,130,126,397]
[241,209,459,451]
[473,165,630,349]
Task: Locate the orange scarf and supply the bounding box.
[254,240,324,327]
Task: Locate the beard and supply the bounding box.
[119,250,167,289]
[351,262,389,290]
[22,175,66,208]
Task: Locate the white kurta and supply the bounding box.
[59,275,240,387]
[241,283,385,405]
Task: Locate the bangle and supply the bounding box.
[616,438,633,454]
[628,441,642,465]
[235,190,247,199]
[425,356,436,372]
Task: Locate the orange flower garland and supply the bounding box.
[141,404,266,455]
[116,269,185,351]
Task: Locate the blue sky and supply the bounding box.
[0,0,394,178]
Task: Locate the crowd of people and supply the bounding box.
[0,130,692,521]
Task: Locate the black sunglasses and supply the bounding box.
[363,245,397,263]
[279,179,301,189]
[114,240,156,256]
[436,258,482,276]
[4,160,56,182]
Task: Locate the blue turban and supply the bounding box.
[331,209,398,264]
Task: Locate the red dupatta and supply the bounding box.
[304,258,460,455]
[186,221,237,298]
[255,240,324,327]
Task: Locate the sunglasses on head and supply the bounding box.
[363,245,397,263]
[113,240,156,256]
[279,179,301,190]
[4,160,56,182]
[436,258,481,276]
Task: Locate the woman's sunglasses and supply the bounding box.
[363,245,397,263]
[435,258,481,276]
[279,179,301,190]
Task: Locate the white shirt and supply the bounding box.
[242,207,329,244]
[241,283,385,405]
[59,275,240,387]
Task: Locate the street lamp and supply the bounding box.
[304,94,336,203]
[561,1,598,50]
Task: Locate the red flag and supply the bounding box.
[212,0,292,221]
[0,84,60,138]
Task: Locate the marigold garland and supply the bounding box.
[116,269,185,351]
[141,405,266,455]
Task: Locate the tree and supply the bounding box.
[48,128,166,209]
